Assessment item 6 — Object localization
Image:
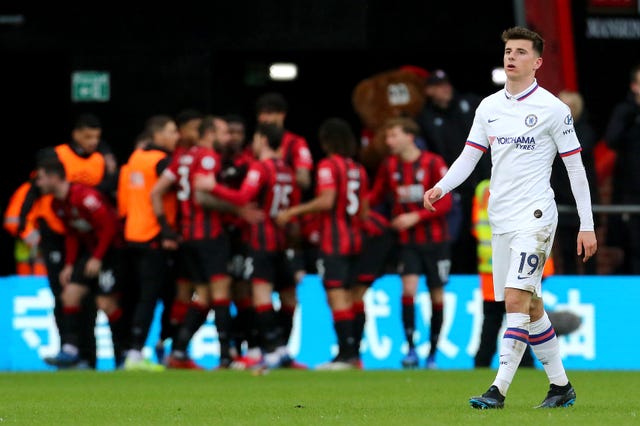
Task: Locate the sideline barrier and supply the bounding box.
[0,274,636,370]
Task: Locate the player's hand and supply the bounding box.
[59,265,73,286]
[85,257,102,278]
[157,214,180,250]
[238,203,265,225]
[577,230,597,263]
[423,187,443,212]
[276,210,292,227]
[194,173,217,191]
[391,212,420,231]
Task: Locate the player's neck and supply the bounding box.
[54,181,70,200]
[400,144,421,162]
[506,76,536,96]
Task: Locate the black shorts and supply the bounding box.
[290,241,320,275]
[245,250,295,291]
[227,230,249,281]
[317,253,359,290]
[397,242,451,289]
[70,247,123,296]
[355,229,396,285]
[180,235,230,284]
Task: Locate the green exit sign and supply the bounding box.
[71,71,110,102]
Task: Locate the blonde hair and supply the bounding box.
[558,90,584,121]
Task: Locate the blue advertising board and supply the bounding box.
[0,274,636,371]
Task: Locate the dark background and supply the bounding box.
[1,2,638,275]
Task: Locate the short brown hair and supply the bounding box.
[383,117,420,137]
[501,26,544,56]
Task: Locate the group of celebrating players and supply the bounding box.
[13,91,453,372]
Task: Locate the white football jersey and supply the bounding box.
[466,80,581,234]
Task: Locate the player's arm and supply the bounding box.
[276,188,335,227]
[293,139,314,190]
[95,142,119,197]
[367,160,388,207]
[150,171,180,248]
[418,155,453,221]
[561,151,597,262]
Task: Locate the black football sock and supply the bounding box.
[212,299,232,360]
[402,295,415,349]
[255,304,281,354]
[172,302,209,354]
[429,301,444,358]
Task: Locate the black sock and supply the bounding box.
[62,306,82,349]
[173,303,209,354]
[333,309,356,359]
[353,301,366,355]
[277,305,295,347]
[107,308,128,365]
[255,304,280,354]
[429,301,444,358]
[212,300,232,360]
[401,296,415,349]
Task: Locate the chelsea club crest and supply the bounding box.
[525,114,538,127]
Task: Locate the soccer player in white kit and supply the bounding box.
[423,27,597,409]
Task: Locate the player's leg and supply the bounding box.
[247,250,284,369]
[470,231,532,408]
[206,235,233,368]
[397,246,421,368]
[125,246,169,369]
[352,229,395,362]
[211,273,233,368]
[422,242,451,369]
[474,299,506,367]
[275,251,299,363]
[44,279,90,368]
[316,255,358,369]
[167,242,209,369]
[527,224,575,407]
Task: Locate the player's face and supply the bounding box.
[213,119,231,151]
[155,121,180,152]
[34,169,55,194]
[228,122,246,152]
[257,111,285,128]
[251,132,265,157]
[179,118,202,145]
[385,125,408,155]
[72,127,101,154]
[503,39,542,82]
[426,82,453,108]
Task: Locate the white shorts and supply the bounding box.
[491,224,556,301]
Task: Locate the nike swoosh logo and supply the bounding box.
[488,118,499,123]
[517,275,529,280]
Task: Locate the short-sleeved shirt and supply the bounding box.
[163,145,225,240]
[315,154,368,256]
[465,80,582,234]
[280,130,313,171]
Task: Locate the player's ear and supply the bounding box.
[533,56,543,71]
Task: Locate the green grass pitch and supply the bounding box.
[1,369,639,425]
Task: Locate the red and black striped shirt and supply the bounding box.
[368,151,452,245]
[280,130,313,171]
[316,154,368,256]
[52,183,123,265]
[164,145,225,241]
[212,158,299,252]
